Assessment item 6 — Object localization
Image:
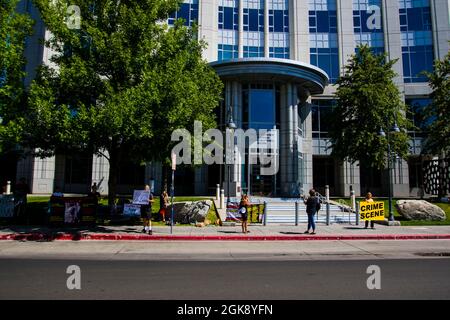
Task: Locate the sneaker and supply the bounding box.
[142,229,146,233]
[304,231,310,234]
[148,230,153,235]
[310,232,316,235]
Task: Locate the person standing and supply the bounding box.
[159,190,169,223]
[141,185,154,235]
[239,194,250,234]
[303,189,318,234]
[364,192,375,229]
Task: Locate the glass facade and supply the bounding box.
[399,0,434,83]
[269,0,290,59]
[406,98,431,134]
[218,0,239,61]
[219,2,239,30]
[168,0,199,27]
[309,0,339,83]
[353,0,385,55]
[243,0,265,58]
[311,99,336,138]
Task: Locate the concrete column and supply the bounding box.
[238,0,244,57]
[392,158,410,197]
[279,84,289,195]
[430,0,450,60]
[91,151,110,195]
[198,0,219,62]
[338,160,361,197]
[302,98,313,193]
[279,83,300,196]
[337,0,356,75]
[264,0,269,57]
[54,154,66,192]
[382,0,404,85]
[15,152,34,192]
[30,155,56,194]
[290,0,310,62]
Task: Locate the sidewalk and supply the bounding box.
[1,223,450,241]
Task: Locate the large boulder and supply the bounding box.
[396,200,446,221]
[168,200,213,224]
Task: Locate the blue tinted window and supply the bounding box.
[399,0,434,82]
[353,0,385,54]
[311,99,337,138]
[244,9,264,32]
[168,1,199,26]
[269,47,290,59]
[309,0,339,83]
[218,44,239,61]
[219,6,238,30]
[406,98,432,132]
[243,46,264,58]
[250,90,275,130]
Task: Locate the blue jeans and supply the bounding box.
[307,213,316,231]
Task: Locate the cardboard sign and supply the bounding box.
[64,201,81,224]
[49,196,97,224]
[359,201,385,221]
[123,204,141,217]
[132,190,150,205]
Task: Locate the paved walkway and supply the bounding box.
[1,223,450,241]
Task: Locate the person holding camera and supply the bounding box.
[303,189,319,235]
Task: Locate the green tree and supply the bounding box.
[328,45,412,170]
[27,0,223,205]
[423,50,450,156]
[0,0,34,153]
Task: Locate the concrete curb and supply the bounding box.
[1,233,450,241]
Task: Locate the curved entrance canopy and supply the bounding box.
[210,58,329,95]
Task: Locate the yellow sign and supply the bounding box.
[359,201,385,221]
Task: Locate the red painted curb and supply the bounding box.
[1,233,450,241]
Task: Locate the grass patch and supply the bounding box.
[333,197,450,226]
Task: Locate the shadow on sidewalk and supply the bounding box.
[343,227,368,230]
[0,225,143,242]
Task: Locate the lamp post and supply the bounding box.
[378,123,400,222]
[226,107,237,207]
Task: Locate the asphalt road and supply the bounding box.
[1,258,449,299]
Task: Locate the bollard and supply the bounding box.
[220,189,225,209]
[325,185,330,202]
[326,201,330,225]
[295,201,299,226]
[351,190,356,211]
[263,201,267,226]
[356,201,360,226]
[216,184,220,201]
[6,181,11,195]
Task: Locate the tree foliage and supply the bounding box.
[423,49,450,156]
[26,0,223,204]
[328,45,412,170]
[0,0,34,153]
